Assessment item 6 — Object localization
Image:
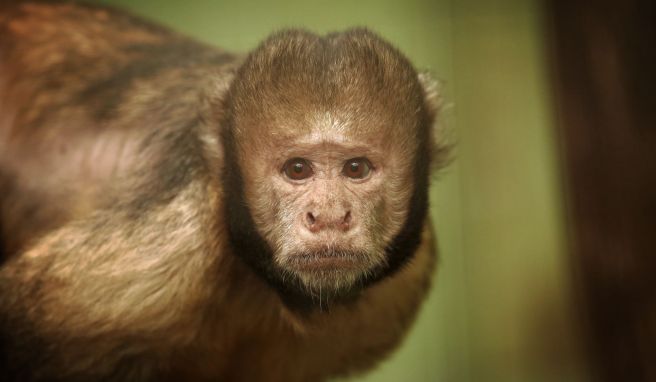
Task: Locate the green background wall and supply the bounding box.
[93,0,588,380]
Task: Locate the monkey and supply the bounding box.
[0,1,447,381]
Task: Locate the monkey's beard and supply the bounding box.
[275,248,387,299]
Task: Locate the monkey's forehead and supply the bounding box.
[232,107,419,148]
[229,69,425,144]
[263,117,385,150]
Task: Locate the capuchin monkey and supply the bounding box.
[0,2,447,381]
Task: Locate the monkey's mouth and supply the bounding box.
[292,252,361,271]
[275,249,386,296]
[282,249,371,273]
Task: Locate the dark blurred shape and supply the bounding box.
[549,1,656,381]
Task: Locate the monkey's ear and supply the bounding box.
[418,71,442,120]
[418,71,452,174]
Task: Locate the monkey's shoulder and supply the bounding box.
[0,2,238,253]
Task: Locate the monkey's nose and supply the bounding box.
[305,211,351,233]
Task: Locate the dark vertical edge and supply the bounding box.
[547,0,656,381]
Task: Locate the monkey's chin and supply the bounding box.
[278,249,382,296]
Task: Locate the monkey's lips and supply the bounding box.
[278,249,383,292]
[284,250,369,272]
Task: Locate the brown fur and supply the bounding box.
[0,2,442,381]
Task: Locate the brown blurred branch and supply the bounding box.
[549,0,656,381]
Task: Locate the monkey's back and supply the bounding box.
[0,1,237,255]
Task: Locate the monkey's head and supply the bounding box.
[222,29,441,306]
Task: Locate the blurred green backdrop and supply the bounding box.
[93,0,588,380]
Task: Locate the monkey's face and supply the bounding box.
[229,93,423,296]
[235,114,417,295]
[224,29,433,298]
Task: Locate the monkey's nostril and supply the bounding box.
[306,212,316,226]
[343,211,352,224]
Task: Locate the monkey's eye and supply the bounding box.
[283,158,313,180]
[343,158,372,179]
